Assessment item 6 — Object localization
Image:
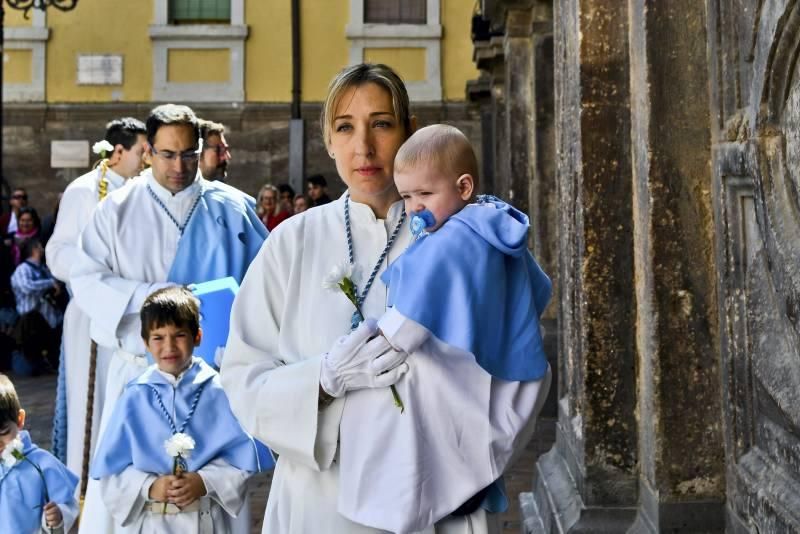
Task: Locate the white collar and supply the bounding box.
[101,165,127,189]
[144,168,202,201]
[155,363,191,386]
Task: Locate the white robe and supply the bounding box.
[46,165,127,496]
[100,459,248,534]
[221,195,536,534]
[71,170,251,534]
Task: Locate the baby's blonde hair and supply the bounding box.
[394,124,479,187]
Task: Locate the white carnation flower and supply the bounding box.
[322,260,360,291]
[1,436,24,468]
[164,432,196,459]
[92,140,114,155]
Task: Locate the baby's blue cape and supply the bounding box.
[381,195,551,381]
[168,181,267,286]
[0,431,78,533]
[91,359,274,479]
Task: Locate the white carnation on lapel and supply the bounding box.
[92,140,114,155]
[322,260,360,291]
[1,436,23,468]
[164,432,196,459]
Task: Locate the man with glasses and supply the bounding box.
[73,104,265,534]
[1,188,29,236]
[45,117,147,490]
[198,119,232,182]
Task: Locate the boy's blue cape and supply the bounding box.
[91,359,274,478]
[381,195,551,381]
[0,431,78,533]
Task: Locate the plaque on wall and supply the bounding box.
[51,140,89,168]
[77,54,123,85]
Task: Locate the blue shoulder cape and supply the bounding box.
[91,359,274,479]
[381,195,551,381]
[168,180,267,285]
[0,431,78,533]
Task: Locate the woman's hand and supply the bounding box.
[320,319,409,398]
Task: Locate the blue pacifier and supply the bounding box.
[409,209,436,237]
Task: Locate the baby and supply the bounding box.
[0,373,79,534]
[88,286,272,533]
[335,124,553,533]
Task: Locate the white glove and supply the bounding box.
[320,319,409,398]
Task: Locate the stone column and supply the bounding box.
[523,0,639,531]
[627,1,725,531]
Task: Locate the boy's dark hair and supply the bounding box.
[0,374,21,428]
[307,174,327,188]
[140,286,200,340]
[105,117,146,151]
[19,237,42,262]
[145,104,200,148]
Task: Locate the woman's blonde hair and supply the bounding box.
[256,184,279,216]
[320,63,412,147]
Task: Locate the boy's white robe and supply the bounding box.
[221,195,544,534]
[46,165,126,494]
[72,171,252,534]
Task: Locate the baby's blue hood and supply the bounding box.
[452,195,530,257]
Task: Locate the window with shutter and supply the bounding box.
[169,0,231,24]
[364,0,426,24]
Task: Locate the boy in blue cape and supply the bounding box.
[88,287,272,533]
[331,125,552,533]
[0,374,79,534]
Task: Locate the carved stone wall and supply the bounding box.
[468,0,800,532]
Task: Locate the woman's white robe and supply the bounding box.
[221,195,545,533]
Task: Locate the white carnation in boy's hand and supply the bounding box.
[92,140,114,156]
[1,436,24,468]
[164,433,196,459]
[322,261,360,291]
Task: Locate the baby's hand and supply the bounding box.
[167,472,206,508]
[148,475,175,502]
[43,502,62,527]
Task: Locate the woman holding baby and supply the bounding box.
[221,63,551,534]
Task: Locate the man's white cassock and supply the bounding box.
[221,195,545,534]
[72,170,253,534]
[45,165,127,494]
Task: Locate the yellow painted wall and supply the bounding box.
[46,0,153,102]
[3,49,33,84]
[299,0,350,103]
[168,49,230,82]
[442,0,478,101]
[4,8,33,27]
[364,47,426,82]
[245,0,292,102]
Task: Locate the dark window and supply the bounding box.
[170,0,231,24]
[364,0,426,24]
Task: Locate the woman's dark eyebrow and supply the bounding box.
[334,111,395,121]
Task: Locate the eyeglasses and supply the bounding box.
[11,194,27,200]
[150,145,200,162]
[204,143,230,156]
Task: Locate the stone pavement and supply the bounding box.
[11,372,555,534]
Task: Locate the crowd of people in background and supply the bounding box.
[0,156,336,376]
[0,187,65,375]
